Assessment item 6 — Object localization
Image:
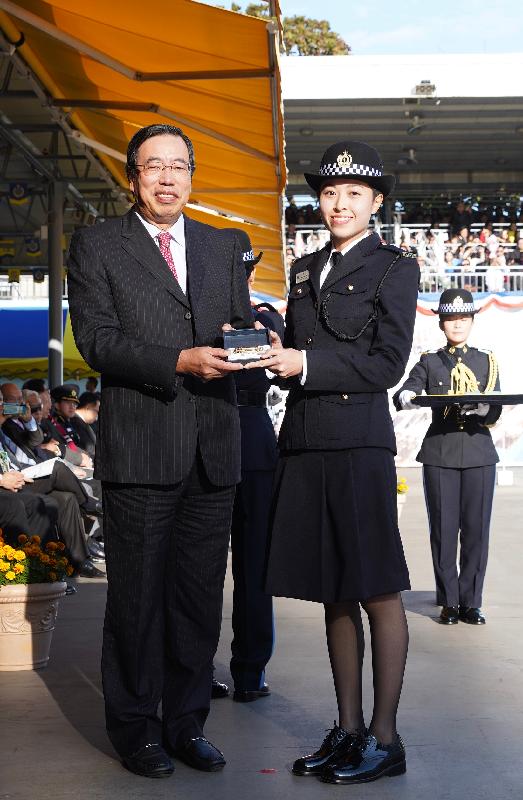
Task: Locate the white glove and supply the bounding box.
[464,402,490,417]
[399,390,419,410]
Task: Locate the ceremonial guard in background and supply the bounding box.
[249,141,419,785]
[226,229,284,702]
[395,289,501,625]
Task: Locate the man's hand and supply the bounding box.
[40,440,61,456]
[79,452,93,468]
[176,346,244,381]
[0,471,32,492]
[19,402,33,424]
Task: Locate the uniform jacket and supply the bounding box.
[279,232,420,452]
[67,210,252,485]
[234,305,284,472]
[393,345,501,467]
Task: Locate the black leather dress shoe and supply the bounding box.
[83,497,103,517]
[88,540,105,561]
[233,683,270,703]
[211,678,230,699]
[174,736,226,772]
[122,743,174,778]
[292,724,365,777]
[76,559,105,578]
[439,606,459,624]
[320,734,406,784]
[459,606,486,624]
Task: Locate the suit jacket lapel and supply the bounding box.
[120,209,190,308]
[321,232,381,294]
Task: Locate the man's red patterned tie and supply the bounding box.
[157,231,179,282]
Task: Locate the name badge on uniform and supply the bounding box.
[295,270,309,285]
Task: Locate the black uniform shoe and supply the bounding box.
[459,606,486,624]
[211,678,229,699]
[320,734,406,784]
[122,743,174,778]
[174,736,226,772]
[439,606,459,624]
[76,559,105,578]
[233,684,271,703]
[292,724,365,777]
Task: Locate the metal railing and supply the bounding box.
[419,269,523,294]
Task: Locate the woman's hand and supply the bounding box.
[246,323,303,378]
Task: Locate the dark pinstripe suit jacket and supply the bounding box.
[67,210,253,486]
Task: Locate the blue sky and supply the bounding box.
[280,0,523,55]
[200,1,523,55]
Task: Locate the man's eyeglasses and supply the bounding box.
[136,160,192,178]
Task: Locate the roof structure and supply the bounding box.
[283,54,523,202]
[0,0,286,295]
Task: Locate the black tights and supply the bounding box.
[324,592,409,744]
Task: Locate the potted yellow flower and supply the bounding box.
[396,476,409,520]
[0,531,73,671]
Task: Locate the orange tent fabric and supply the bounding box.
[0,0,287,295]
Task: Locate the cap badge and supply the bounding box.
[454,296,464,307]
[71,390,77,397]
[337,151,353,169]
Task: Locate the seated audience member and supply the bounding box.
[0,383,43,462]
[485,258,506,293]
[0,391,103,577]
[514,239,523,265]
[85,376,99,393]
[0,474,58,542]
[70,392,99,459]
[42,385,92,469]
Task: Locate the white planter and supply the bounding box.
[0,582,67,671]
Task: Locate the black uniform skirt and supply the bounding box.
[265,447,410,603]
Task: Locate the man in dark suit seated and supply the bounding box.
[67,123,253,779]
[69,392,99,459]
[0,383,43,461]
[0,389,104,577]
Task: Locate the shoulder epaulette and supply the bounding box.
[476,347,492,355]
[379,243,417,259]
[421,348,439,355]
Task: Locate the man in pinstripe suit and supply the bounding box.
[68,124,253,778]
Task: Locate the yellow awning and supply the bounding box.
[0,0,287,296]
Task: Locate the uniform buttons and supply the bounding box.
[184,311,192,320]
[348,285,354,291]
[341,393,349,400]
[296,287,303,294]
[306,337,312,344]
[438,381,443,385]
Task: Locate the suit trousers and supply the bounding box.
[101,451,236,757]
[0,488,58,541]
[230,470,274,690]
[423,464,496,607]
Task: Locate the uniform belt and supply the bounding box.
[236,390,267,407]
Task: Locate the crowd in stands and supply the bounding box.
[285,197,523,292]
[0,377,104,581]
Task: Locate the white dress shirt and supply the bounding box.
[135,212,188,296]
[301,231,370,385]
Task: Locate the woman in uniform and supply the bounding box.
[394,288,501,626]
[247,141,419,784]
